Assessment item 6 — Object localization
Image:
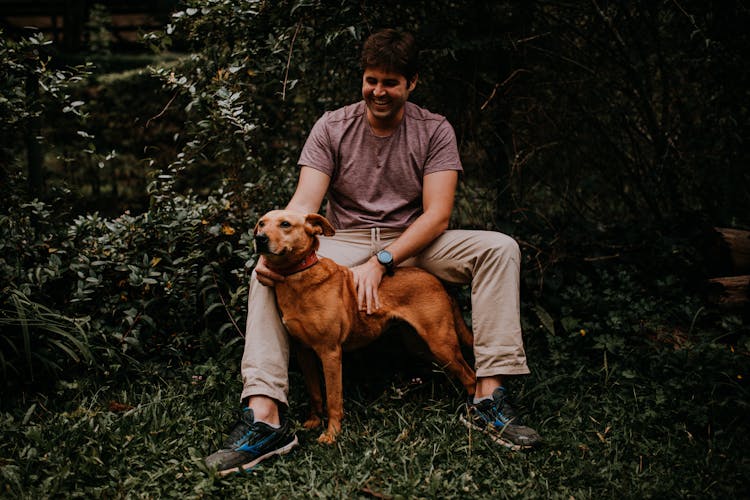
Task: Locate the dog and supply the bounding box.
[253,210,476,444]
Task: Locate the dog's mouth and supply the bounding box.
[254,236,294,261]
[257,246,287,258]
[254,234,283,256]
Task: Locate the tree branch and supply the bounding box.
[281,21,302,101]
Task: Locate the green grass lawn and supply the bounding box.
[1,322,748,499]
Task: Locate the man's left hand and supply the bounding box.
[350,257,386,314]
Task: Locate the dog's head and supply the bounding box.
[253,210,335,267]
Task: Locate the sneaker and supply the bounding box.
[460,387,542,450]
[204,408,298,476]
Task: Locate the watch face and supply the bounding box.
[377,250,393,265]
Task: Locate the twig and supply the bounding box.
[671,0,704,37]
[518,238,547,293]
[583,254,621,262]
[212,270,244,338]
[514,33,548,46]
[146,92,178,128]
[281,21,302,101]
[480,69,530,111]
[120,311,142,345]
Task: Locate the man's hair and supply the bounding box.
[361,29,419,84]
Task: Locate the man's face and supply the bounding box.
[361,67,417,130]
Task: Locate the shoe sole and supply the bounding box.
[217,435,299,477]
[459,415,532,451]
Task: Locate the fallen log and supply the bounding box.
[707,275,750,306]
[713,227,750,275]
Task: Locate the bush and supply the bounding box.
[3,0,748,402]
[0,190,256,390]
[0,29,92,196]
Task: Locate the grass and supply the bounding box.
[1,319,748,499]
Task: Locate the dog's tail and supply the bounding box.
[450,296,474,347]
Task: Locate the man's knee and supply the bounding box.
[481,231,521,264]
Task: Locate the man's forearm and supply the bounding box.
[378,210,450,266]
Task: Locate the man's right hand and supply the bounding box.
[254,255,285,287]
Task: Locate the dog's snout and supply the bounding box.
[254,233,270,253]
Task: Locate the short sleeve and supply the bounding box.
[298,113,335,176]
[424,119,462,175]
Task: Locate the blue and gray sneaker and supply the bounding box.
[460,387,542,450]
[205,408,298,476]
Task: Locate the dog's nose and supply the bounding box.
[254,233,270,252]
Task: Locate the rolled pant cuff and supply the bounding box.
[473,342,531,377]
[240,385,289,407]
[475,365,531,377]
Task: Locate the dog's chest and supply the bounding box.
[275,282,348,335]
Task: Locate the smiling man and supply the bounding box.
[205,28,542,476]
[362,67,415,133]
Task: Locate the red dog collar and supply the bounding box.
[266,251,319,276]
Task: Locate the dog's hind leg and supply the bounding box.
[413,323,476,397]
[450,296,474,347]
[296,347,324,430]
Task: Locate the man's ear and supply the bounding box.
[305,213,335,237]
[408,74,418,91]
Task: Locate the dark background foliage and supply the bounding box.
[0,1,748,496]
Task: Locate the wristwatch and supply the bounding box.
[376,249,395,276]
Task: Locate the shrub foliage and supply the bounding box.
[1,0,747,406]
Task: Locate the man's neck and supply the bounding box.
[367,109,404,137]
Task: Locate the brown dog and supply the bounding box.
[254,210,476,444]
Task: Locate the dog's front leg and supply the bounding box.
[317,346,344,444]
[295,347,324,430]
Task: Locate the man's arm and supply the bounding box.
[286,166,331,214]
[255,166,331,286]
[383,169,458,264]
[352,169,458,313]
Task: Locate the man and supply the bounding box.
[206,28,541,475]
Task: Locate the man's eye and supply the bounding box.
[280,221,291,228]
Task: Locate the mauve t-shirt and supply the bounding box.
[298,101,462,229]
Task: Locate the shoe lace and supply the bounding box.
[224,408,257,447]
[490,388,524,426]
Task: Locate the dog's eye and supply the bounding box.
[280,221,291,228]
[258,221,265,228]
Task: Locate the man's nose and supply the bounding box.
[373,83,386,96]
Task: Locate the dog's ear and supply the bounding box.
[305,214,335,237]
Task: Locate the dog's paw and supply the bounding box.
[303,416,323,430]
[317,430,337,445]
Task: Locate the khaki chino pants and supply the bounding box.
[240,228,530,405]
